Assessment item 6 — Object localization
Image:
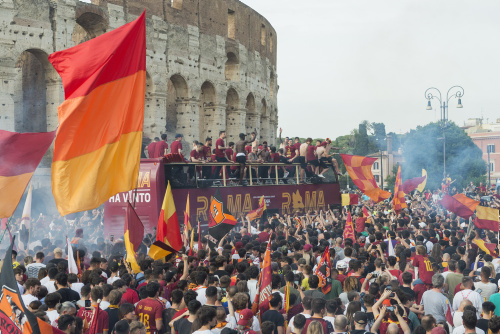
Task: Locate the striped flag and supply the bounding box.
[184,193,191,231]
[149,181,182,260]
[246,196,267,221]
[341,154,391,203]
[393,165,407,213]
[124,202,144,273]
[315,246,332,294]
[446,299,453,326]
[341,194,359,206]
[402,174,427,194]
[48,13,146,216]
[417,169,427,193]
[440,194,479,220]
[343,212,356,242]
[252,235,272,317]
[475,206,499,232]
[0,130,56,219]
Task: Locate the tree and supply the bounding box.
[385,163,400,190]
[402,122,486,190]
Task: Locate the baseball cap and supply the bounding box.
[239,133,246,138]
[336,261,348,269]
[237,309,254,325]
[53,248,63,255]
[175,134,183,138]
[303,244,312,252]
[353,312,368,324]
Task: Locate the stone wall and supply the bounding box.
[0,0,279,166]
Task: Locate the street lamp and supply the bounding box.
[424,86,464,178]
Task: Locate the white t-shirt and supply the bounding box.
[192,330,213,334]
[452,326,485,334]
[22,294,38,306]
[247,280,258,302]
[43,281,57,294]
[100,300,110,310]
[452,289,482,318]
[40,276,50,286]
[46,309,59,326]
[71,282,84,297]
[107,276,120,285]
[453,311,463,328]
[230,312,260,332]
[474,281,498,301]
[195,287,207,305]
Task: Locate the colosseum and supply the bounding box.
[0,0,278,167]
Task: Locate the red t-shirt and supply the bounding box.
[147,142,157,158]
[135,298,163,333]
[245,145,252,154]
[190,149,203,160]
[258,231,270,243]
[215,138,226,158]
[171,140,182,154]
[203,146,212,160]
[306,145,316,161]
[77,307,109,334]
[285,145,294,158]
[226,148,234,160]
[270,153,280,163]
[412,255,434,285]
[122,287,139,305]
[154,141,168,158]
[172,307,188,320]
[293,142,301,156]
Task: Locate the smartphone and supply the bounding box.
[386,306,394,311]
[85,300,91,308]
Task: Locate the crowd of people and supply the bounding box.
[145,129,343,185]
[2,180,500,334]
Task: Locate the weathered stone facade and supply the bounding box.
[0,0,278,164]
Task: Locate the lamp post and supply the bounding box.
[424,86,464,178]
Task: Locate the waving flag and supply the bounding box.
[49,13,146,216]
[207,188,238,247]
[124,202,144,273]
[149,181,182,260]
[440,194,479,220]
[388,235,395,256]
[341,154,391,203]
[67,237,78,275]
[184,193,191,231]
[355,217,367,233]
[315,246,332,294]
[0,238,65,334]
[197,221,202,253]
[402,175,427,194]
[0,130,56,218]
[363,206,369,218]
[393,165,407,213]
[246,196,267,221]
[343,212,355,242]
[475,206,499,232]
[472,238,494,255]
[284,282,290,330]
[417,169,427,193]
[252,235,272,316]
[341,194,359,206]
[446,299,453,326]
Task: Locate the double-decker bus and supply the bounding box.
[103,157,342,237]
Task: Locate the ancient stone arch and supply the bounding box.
[245,93,258,137]
[198,81,218,141]
[225,88,241,143]
[260,98,269,142]
[166,74,189,139]
[225,52,239,82]
[72,6,108,45]
[14,49,60,134]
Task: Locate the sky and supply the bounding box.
[83,0,500,138]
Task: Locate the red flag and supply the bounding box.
[184,193,191,231]
[402,175,427,194]
[344,212,355,242]
[393,165,407,213]
[246,196,266,221]
[475,206,499,232]
[362,207,369,218]
[341,154,391,203]
[252,235,272,316]
[355,217,367,233]
[314,246,331,294]
[440,194,479,219]
[1,218,7,230]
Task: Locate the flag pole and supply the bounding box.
[0,217,12,245]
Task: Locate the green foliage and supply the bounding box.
[385,163,400,190]
[402,122,486,190]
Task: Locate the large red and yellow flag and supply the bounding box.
[184,193,191,231]
[393,165,407,213]
[402,174,427,194]
[149,181,182,260]
[343,212,355,242]
[475,206,499,232]
[315,246,332,294]
[246,195,267,221]
[341,154,391,203]
[124,202,144,273]
[341,193,359,206]
[440,193,479,220]
[252,235,272,316]
[48,13,146,216]
[0,130,56,218]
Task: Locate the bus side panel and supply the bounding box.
[103,160,165,238]
[172,182,341,227]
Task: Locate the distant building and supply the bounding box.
[463,118,500,183]
[366,135,404,190]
